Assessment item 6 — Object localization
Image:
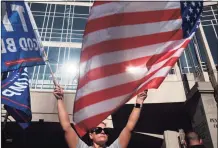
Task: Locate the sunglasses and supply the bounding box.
[90,127,109,135]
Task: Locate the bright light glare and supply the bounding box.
[126,66,144,74]
[63,63,78,75]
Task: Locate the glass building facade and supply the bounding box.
[29,2,90,43]
[28,2,217,90]
[28,2,92,90]
[201,4,218,66]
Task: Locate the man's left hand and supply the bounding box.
[136,90,148,105]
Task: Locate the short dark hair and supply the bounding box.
[185,131,201,144]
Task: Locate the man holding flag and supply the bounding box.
[52,1,203,148]
[73,1,203,137]
[54,85,147,148]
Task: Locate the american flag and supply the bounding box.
[73,1,203,136]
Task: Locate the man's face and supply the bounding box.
[89,123,109,145]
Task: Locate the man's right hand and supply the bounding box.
[53,85,64,100]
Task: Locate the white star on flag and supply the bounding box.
[187,30,190,35]
[183,2,187,7]
[189,7,193,13]
[191,2,196,7]
[186,15,190,21]
[197,8,200,13]
[194,14,197,19]
[198,2,201,6]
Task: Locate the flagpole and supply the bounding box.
[42,50,58,86]
[26,2,58,87]
[42,50,80,88]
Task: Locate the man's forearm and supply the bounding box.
[118,107,142,148]
[119,91,147,148]
[57,99,71,131]
[54,86,79,148]
[125,107,142,131]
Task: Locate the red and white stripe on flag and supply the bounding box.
[73,2,198,136]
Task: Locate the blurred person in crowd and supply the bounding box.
[185,131,206,148]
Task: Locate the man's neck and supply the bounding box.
[93,143,106,148]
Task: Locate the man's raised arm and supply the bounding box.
[54,85,79,148]
[118,90,148,148]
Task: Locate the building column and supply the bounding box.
[185,82,217,148]
[198,23,218,102]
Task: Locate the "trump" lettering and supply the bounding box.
[2,68,29,97]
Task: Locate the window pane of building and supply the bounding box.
[201,5,218,66]
[75,6,89,14]
[30,3,47,12]
[56,4,65,13]
[73,18,87,30]
[30,2,89,44]
[203,26,218,64]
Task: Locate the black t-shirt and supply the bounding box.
[189,145,206,148]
